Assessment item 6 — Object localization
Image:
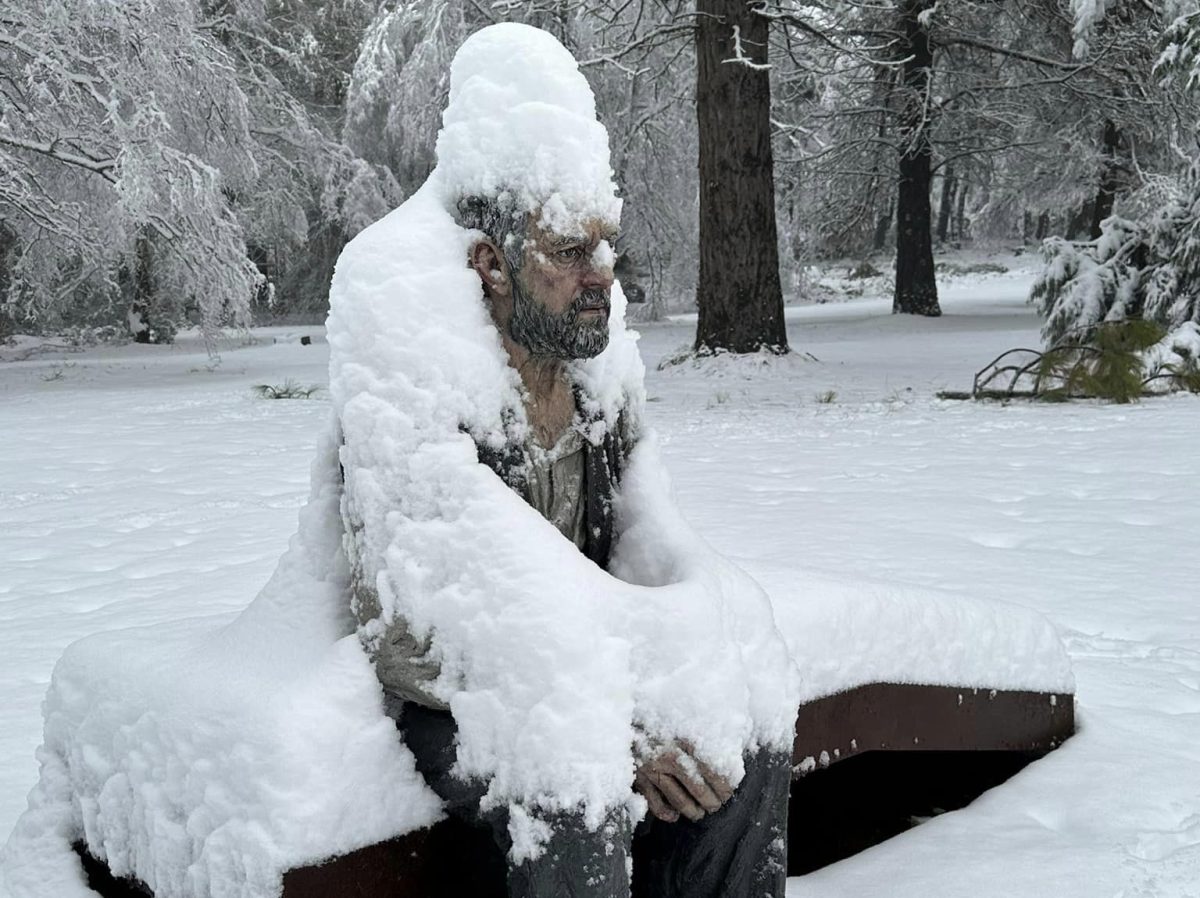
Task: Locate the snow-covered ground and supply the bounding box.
[2,265,1198,896]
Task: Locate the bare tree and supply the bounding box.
[0,0,265,343]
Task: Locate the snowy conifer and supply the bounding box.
[1032,7,1200,371]
[1032,171,1200,345]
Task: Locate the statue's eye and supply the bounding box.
[556,246,584,260]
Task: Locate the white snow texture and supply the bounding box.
[435,23,622,230]
[4,23,798,896]
[2,435,442,898]
[0,24,1075,898]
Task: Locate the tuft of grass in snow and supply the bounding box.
[252,379,323,400]
[815,390,838,404]
[41,363,77,382]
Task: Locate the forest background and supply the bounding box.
[2,0,1199,358]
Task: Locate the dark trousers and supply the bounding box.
[394,701,790,898]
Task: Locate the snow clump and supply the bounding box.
[435,22,622,233]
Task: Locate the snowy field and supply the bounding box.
[2,265,1199,896]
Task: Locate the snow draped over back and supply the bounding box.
[328,22,798,834]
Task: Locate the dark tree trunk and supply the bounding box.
[694,0,788,354]
[1089,119,1121,239]
[1066,200,1094,240]
[868,72,894,253]
[0,224,16,339]
[955,183,969,243]
[129,232,154,343]
[893,0,941,316]
[936,165,956,244]
[873,200,894,251]
[1035,211,1050,241]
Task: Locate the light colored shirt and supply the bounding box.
[526,426,587,550]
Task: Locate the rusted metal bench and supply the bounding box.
[75,681,1074,897]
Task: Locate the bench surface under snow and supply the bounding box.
[4,569,1074,898]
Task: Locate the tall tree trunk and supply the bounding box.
[129,231,155,343]
[936,165,956,244]
[1035,210,1050,241]
[874,200,894,251]
[893,0,941,317]
[955,182,969,243]
[1067,200,1094,240]
[869,70,894,253]
[0,223,16,339]
[1089,119,1121,239]
[694,0,788,354]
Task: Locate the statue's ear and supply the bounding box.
[470,239,511,297]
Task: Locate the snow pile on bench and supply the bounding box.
[757,566,1074,702]
[1,437,442,898]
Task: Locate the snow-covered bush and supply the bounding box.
[1158,6,1200,92]
[1033,6,1200,360]
[967,318,1200,402]
[1032,163,1200,352]
[0,0,264,344]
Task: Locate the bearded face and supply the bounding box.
[508,274,610,360]
[464,205,617,361]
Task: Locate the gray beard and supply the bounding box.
[508,276,610,360]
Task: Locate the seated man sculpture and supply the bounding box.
[0,30,1075,897]
[330,22,798,898]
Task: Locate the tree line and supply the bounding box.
[1,0,1196,356]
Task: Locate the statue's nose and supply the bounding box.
[585,260,614,290]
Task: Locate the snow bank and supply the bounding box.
[2,434,441,898]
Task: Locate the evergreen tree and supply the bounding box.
[1033,8,1200,361]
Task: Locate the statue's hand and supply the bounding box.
[633,743,734,823]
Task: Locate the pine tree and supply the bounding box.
[1033,8,1200,354]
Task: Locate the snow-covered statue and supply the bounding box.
[330,22,798,898]
[0,21,800,898]
[1,27,1081,898]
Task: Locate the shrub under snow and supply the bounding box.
[1032,162,1200,365]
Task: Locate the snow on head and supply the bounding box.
[435,23,621,233]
